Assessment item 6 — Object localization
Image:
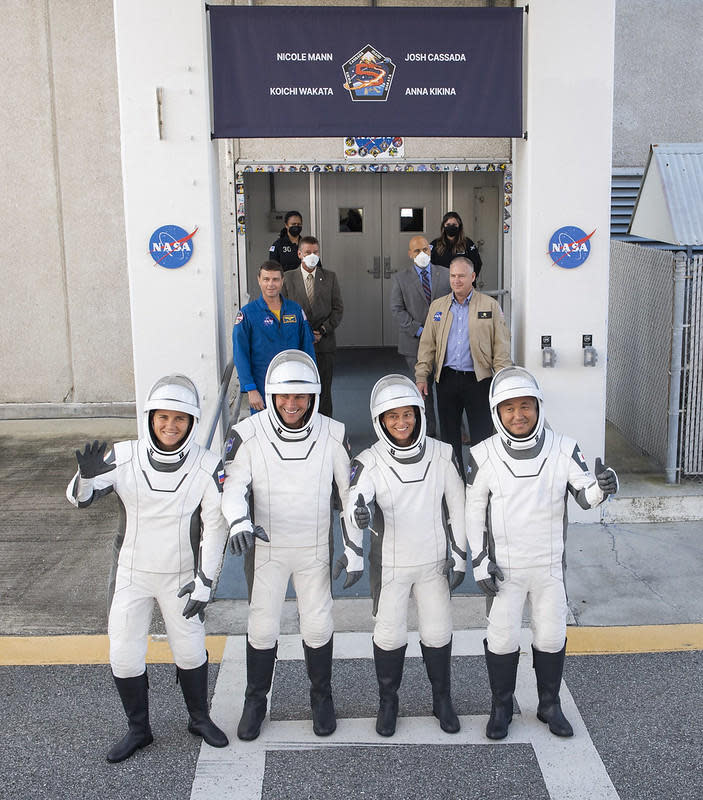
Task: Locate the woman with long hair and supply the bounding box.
[430,211,482,277]
[269,210,304,272]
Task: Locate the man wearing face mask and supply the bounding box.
[282,236,344,417]
[390,235,450,437]
[269,210,304,272]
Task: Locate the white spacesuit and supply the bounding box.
[466,366,618,740]
[223,349,350,741]
[339,374,467,736]
[66,375,228,762]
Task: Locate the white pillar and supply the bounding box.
[113,0,226,445]
[512,0,615,519]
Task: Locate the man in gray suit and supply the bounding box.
[390,235,451,437]
[282,236,344,417]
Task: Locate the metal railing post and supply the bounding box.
[205,360,236,450]
[666,254,688,483]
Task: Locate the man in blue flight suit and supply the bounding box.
[233,260,316,411]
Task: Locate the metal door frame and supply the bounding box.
[234,160,514,325]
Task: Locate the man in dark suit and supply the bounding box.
[390,235,451,437]
[282,236,344,417]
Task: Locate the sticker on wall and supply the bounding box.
[149,225,198,269]
[344,137,404,160]
[548,226,595,269]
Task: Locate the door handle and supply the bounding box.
[383,256,397,279]
[367,256,381,279]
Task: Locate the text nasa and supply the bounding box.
[151,241,191,253]
[552,242,589,254]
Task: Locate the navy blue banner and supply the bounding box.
[209,6,522,138]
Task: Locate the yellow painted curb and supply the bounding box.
[566,624,703,655]
[0,635,227,666]
[2,626,702,665]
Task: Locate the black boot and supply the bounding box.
[107,671,154,763]
[177,658,228,748]
[237,639,277,741]
[484,640,520,740]
[420,640,460,733]
[373,641,407,737]
[303,637,337,736]
[533,642,573,737]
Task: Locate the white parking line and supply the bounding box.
[191,632,620,800]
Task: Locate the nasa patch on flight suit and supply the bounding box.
[282,314,297,324]
[433,311,442,321]
[234,310,244,325]
[478,311,492,319]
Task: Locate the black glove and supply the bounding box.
[75,440,116,479]
[477,562,505,597]
[595,458,619,496]
[332,554,363,589]
[177,576,210,622]
[450,569,465,591]
[229,523,269,556]
[353,493,371,529]
[441,558,466,591]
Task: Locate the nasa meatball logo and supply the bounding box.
[149,225,197,269]
[548,226,595,269]
[342,44,395,102]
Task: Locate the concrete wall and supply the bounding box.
[2,0,702,411]
[0,1,133,407]
[113,0,229,444]
[613,0,703,167]
[512,0,615,520]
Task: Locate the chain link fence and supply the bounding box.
[607,241,673,468]
[608,242,703,478]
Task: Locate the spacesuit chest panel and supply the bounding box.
[115,441,207,573]
[371,441,447,568]
[486,431,571,569]
[249,415,335,548]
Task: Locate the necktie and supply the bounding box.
[305,272,315,304]
[421,269,431,304]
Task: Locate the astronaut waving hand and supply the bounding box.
[66,375,228,763]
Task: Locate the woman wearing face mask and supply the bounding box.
[430,211,482,278]
[269,210,304,272]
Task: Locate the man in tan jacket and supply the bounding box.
[415,256,512,480]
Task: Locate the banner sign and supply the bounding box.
[209,6,523,138]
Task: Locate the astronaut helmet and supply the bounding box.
[489,366,544,451]
[371,374,426,460]
[265,349,321,440]
[144,374,200,463]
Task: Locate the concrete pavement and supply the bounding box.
[1,415,703,800]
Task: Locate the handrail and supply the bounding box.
[205,360,236,450]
